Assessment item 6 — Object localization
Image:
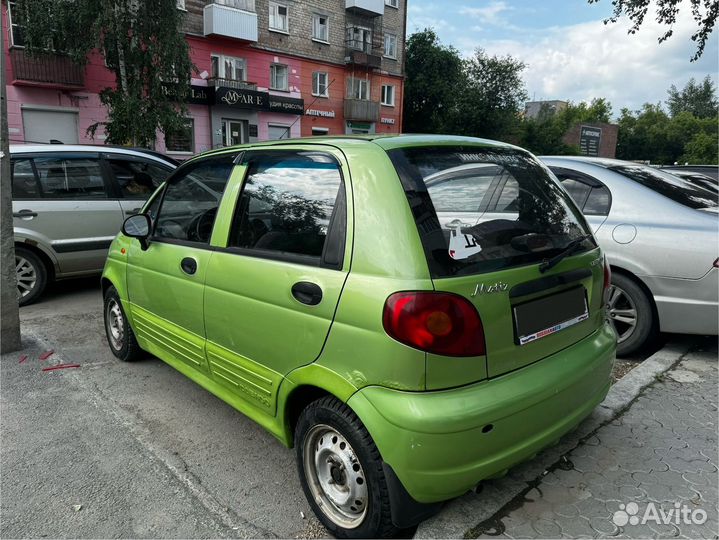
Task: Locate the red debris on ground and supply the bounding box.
[38,350,55,361]
[41,364,80,372]
[18,355,28,364]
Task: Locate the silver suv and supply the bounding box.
[12,145,177,305]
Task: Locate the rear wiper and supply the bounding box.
[539,235,592,273]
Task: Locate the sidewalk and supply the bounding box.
[463,340,718,539]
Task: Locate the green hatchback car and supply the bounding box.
[102,135,616,538]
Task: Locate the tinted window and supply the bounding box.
[609,164,717,209]
[558,177,591,208]
[12,159,40,198]
[389,146,594,278]
[229,151,344,265]
[108,159,172,199]
[33,156,107,199]
[583,186,611,215]
[153,154,236,243]
[426,166,500,212]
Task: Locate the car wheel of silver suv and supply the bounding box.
[15,246,47,307]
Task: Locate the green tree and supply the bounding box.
[666,76,719,118]
[680,131,719,164]
[403,29,465,134]
[587,0,719,61]
[15,0,194,146]
[452,49,528,142]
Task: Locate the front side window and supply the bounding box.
[313,71,329,97]
[108,159,173,199]
[384,34,397,58]
[381,84,395,106]
[153,154,236,243]
[33,155,107,199]
[270,64,288,91]
[269,2,288,32]
[389,146,595,277]
[347,77,369,100]
[229,151,345,266]
[312,14,328,42]
[165,119,194,153]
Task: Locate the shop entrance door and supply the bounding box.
[222,120,246,146]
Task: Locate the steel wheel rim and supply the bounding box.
[303,424,368,529]
[607,284,638,343]
[106,299,125,351]
[16,256,37,299]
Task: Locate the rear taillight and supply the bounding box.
[603,257,612,303]
[382,292,486,357]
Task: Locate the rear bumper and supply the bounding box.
[348,322,615,503]
[644,269,718,335]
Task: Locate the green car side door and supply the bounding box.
[126,153,238,375]
[203,146,353,416]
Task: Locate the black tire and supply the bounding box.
[15,246,48,307]
[103,286,143,362]
[295,396,399,539]
[608,273,657,357]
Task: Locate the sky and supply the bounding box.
[406,0,719,115]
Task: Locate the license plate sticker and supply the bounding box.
[514,286,589,346]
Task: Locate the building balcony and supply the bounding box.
[344,99,380,122]
[345,48,382,69]
[9,49,84,89]
[345,0,384,17]
[208,78,258,91]
[204,0,258,42]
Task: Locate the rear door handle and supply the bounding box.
[180,257,198,275]
[291,281,323,306]
[13,210,38,219]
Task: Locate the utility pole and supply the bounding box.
[1,17,22,353]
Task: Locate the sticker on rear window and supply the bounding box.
[448,223,482,260]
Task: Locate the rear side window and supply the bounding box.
[153,154,236,244]
[558,178,591,208]
[228,150,345,268]
[11,159,41,198]
[33,155,107,199]
[553,169,612,216]
[389,146,594,278]
[107,158,172,199]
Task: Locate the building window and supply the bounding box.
[384,33,397,59]
[381,84,395,106]
[268,125,291,140]
[346,26,372,53]
[165,119,194,153]
[176,0,186,10]
[312,14,329,42]
[385,0,399,7]
[211,54,247,81]
[270,64,289,91]
[312,127,329,136]
[312,72,329,97]
[269,2,288,33]
[347,77,369,100]
[7,2,26,47]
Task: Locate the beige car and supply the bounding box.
[12,145,176,305]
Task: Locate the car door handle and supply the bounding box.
[13,210,37,219]
[291,281,323,306]
[180,257,198,275]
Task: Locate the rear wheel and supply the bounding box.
[15,246,47,306]
[295,396,399,538]
[607,273,657,357]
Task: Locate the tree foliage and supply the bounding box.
[15,0,194,146]
[666,75,719,118]
[587,0,719,61]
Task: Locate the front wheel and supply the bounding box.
[607,273,657,357]
[103,286,142,361]
[295,396,399,538]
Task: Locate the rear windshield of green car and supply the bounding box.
[388,146,595,278]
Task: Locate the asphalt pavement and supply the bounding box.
[2,277,717,539]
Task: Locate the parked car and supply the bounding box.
[102,135,616,538]
[659,168,718,193]
[541,156,718,356]
[660,164,718,181]
[11,145,176,305]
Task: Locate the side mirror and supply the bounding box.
[122,214,151,251]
